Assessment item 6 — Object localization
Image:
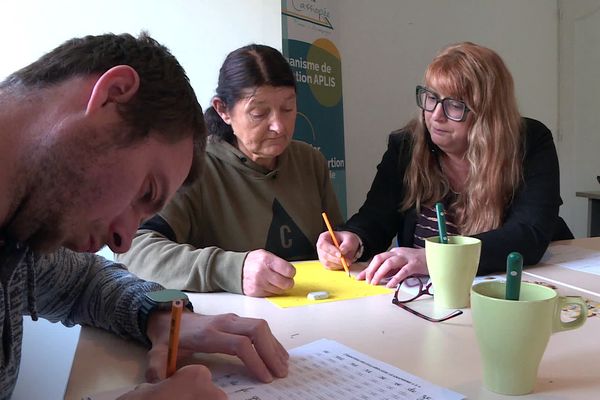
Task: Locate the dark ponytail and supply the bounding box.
[204,105,234,141]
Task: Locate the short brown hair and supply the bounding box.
[2,31,207,185]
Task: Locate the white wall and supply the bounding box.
[0,0,281,110]
[338,0,559,217]
[558,0,600,237]
[2,1,565,229]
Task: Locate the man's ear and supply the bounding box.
[212,97,232,125]
[85,65,140,115]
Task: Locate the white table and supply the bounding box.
[64,250,600,399]
[522,237,600,298]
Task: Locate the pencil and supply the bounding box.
[321,212,350,277]
[166,299,183,378]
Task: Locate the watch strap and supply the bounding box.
[137,289,193,341]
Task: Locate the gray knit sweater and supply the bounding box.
[0,239,162,399]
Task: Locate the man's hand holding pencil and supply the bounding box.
[131,309,289,399]
[145,311,289,383]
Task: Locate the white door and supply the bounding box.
[558,0,600,237]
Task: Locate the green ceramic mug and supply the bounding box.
[471,281,587,395]
[425,236,481,308]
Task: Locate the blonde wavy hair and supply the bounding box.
[401,42,523,234]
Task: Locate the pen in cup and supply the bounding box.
[505,252,523,301]
[166,299,184,378]
[435,202,449,244]
[321,212,350,277]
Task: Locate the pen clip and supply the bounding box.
[435,202,448,244]
[505,252,523,301]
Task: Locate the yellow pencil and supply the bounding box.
[321,212,350,277]
[166,299,183,378]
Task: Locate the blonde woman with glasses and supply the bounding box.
[317,42,572,288]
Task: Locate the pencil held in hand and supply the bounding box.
[321,212,350,277]
[166,300,184,378]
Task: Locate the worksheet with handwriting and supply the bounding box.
[213,339,464,400]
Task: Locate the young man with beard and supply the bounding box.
[0,32,288,400]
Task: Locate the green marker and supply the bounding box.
[505,252,523,300]
[435,202,448,244]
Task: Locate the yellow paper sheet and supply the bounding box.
[266,260,392,308]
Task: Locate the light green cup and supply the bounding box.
[425,236,481,308]
[471,281,587,395]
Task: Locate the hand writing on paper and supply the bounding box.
[117,365,227,399]
[243,249,296,297]
[357,247,427,288]
[316,230,361,270]
[145,311,289,384]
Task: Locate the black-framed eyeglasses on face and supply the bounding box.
[415,85,471,122]
[392,274,463,323]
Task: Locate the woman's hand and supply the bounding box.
[316,230,361,270]
[356,247,427,288]
[242,249,296,297]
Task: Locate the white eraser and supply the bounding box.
[307,291,329,300]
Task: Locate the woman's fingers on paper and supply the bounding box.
[363,252,392,284]
[254,280,287,297]
[356,268,367,280]
[261,260,295,294]
[269,259,296,279]
[262,276,292,296]
[372,255,407,285]
[386,268,413,288]
[269,273,295,292]
[243,252,295,296]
